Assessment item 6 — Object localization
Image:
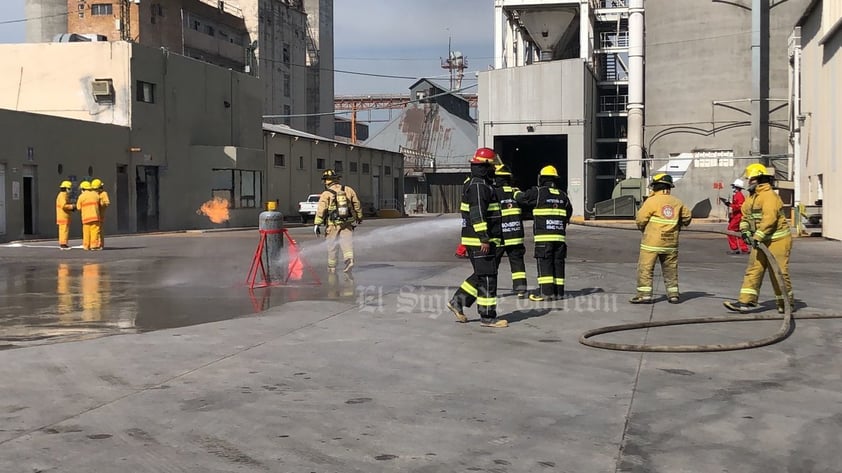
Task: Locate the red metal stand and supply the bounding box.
[246,229,321,289]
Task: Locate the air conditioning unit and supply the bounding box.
[91,79,114,103]
[92,80,112,96]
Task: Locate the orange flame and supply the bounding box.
[198,197,230,224]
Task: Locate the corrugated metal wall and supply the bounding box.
[426,173,467,214]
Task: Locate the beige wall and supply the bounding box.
[263,129,405,218]
[0,109,130,242]
[0,42,133,127]
[798,3,841,240]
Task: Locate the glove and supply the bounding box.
[751,238,761,249]
[313,225,322,237]
[741,230,753,246]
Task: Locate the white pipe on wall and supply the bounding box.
[494,2,504,69]
[626,0,644,178]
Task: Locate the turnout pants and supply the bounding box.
[452,246,499,320]
[58,223,70,246]
[495,244,527,293]
[82,223,101,250]
[325,223,354,269]
[636,249,679,297]
[535,242,566,297]
[738,235,793,305]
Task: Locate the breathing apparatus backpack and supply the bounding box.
[328,185,353,223]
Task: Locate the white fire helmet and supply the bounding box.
[732,178,745,189]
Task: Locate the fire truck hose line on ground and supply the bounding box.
[574,222,842,353]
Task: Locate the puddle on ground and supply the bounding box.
[0,260,360,348]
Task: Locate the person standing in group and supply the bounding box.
[76,181,102,251]
[724,164,794,314]
[516,165,572,302]
[92,179,110,249]
[721,178,749,254]
[446,148,508,328]
[313,169,362,274]
[492,164,528,298]
[630,173,692,304]
[55,180,76,250]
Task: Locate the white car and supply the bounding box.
[298,194,322,223]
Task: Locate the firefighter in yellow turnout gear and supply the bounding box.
[447,148,508,328]
[76,181,102,250]
[492,164,528,298]
[56,181,75,250]
[724,163,794,314]
[313,169,362,274]
[92,179,110,248]
[630,173,692,304]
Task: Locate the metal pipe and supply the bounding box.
[751,0,769,155]
[494,2,505,69]
[626,0,644,178]
[792,27,803,233]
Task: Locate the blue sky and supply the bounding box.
[0,1,494,95]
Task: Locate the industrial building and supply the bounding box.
[364,79,479,214]
[481,0,811,221]
[24,0,334,136]
[790,0,840,240]
[0,41,401,242]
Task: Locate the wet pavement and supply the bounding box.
[1,217,841,472]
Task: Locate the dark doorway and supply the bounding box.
[494,135,568,192]
[23,176,34,235]
[116,165,130,232]
[136,166,159,232]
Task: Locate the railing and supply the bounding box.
[197,0,245,18]
[600,94,628,113]
[599,31,629,49]
[599,0,628,7]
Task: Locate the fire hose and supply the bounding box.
[574,222,842,352]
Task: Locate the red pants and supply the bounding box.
[727,216,748,252]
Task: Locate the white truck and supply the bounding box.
[297,194,322,223]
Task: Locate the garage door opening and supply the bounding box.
[494,135,568,192]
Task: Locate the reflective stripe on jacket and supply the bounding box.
[739,183,790,241]
[494,185,524,246]
[636,191,692,253]
[517,185,572,244]
[77,190,101,224]
[460,177,502,247]
[56,192,74,225]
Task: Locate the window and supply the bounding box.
[192,20,200,30]
[316,158,326,170]
[283,73,290,97]
[334,161,343,172]
[212,169,262,209]
[91,4,112,15]
[349,162,358,173]
[298,156,305,169]
[283,105,291,125]
[136,81,155,103]
[362,163,370,174]
[204,25,215,36]
[385,166,392,176]
[274,154,285,167]
[283,43,290,65]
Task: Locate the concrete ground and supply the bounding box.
[1,217,840,472]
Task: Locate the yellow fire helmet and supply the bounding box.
[539,165,559,178]
[91,178,103,189]
[321,169,340,181]
[59,180,72,189]
[744,163,770,179]
[79,181,92,190]
[494,164,512,176]
[650,173,675,188]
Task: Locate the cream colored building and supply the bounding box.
[0,41,400,242]
[793,0,841,240]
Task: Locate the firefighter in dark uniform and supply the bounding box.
[447,148,508,328]
[517,165,573,301]
[493,164,528,298]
